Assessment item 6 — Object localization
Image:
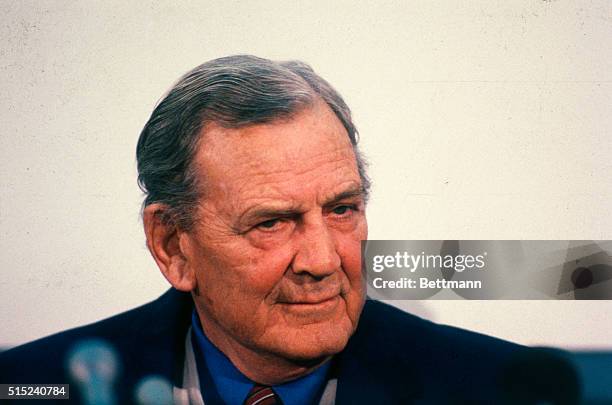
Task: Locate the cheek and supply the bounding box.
[194,241,295,300]
[337,219,367,280]
[338,241,365,287]
[243,247,295,292]
[334,232,366,327]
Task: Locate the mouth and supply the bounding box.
[278,294,342,314]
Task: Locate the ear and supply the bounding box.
[143,204,196,292]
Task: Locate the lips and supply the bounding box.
[279,294,342,314]
[283,295,339,305]
[276,293,343,319]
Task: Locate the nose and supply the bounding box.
[291,218,341,279]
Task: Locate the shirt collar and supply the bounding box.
[191,310,331,405]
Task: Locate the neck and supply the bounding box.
[194,307,330,385]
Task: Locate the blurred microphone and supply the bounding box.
[134,375,173,405]
[67,339,119,405]
[498,347,581,405]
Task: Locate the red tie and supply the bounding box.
[243,384,282,405]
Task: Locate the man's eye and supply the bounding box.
[257,219,280,229]
[332,205,353,215]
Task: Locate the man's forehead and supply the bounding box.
[207,157,361,215]
[193,102,357,188]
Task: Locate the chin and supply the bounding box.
[270,321,354,363]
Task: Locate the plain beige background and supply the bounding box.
[1,1,611,349]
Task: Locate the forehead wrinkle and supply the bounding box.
[229,165,361,225]
[199,111,351,167]
[196,152,360,228]
[231,158,359,209]
[233,152,358,192]
[235,182,299,207]
[194,116,356,195]
[222,141,355,177]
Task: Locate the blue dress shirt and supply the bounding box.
[191,311,331,405]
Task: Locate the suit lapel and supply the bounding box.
[333,302,423,404]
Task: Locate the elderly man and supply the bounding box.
[0,56,577,404]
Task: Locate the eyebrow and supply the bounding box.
[321,185,366,207]
[237,184,366,228]
[236,203,304,230]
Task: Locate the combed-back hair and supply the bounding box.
[136,55,369,230]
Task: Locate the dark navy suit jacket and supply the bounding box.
[0,289,579,404]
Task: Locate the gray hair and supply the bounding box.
[136,55,369,230]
